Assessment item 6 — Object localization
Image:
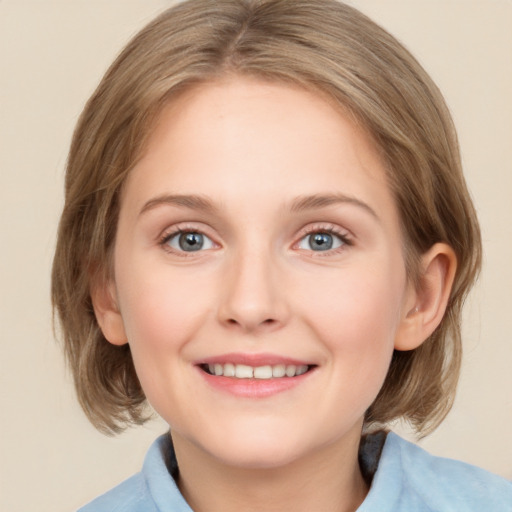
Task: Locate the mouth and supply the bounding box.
[200,363,315,379]
[195,353,318,397]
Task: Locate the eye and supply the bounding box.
[297,231,346,252]
[164,231,215,252]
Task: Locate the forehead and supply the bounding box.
[123,76,397,224]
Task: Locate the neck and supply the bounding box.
[172,428,368,512]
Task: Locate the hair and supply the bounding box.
[52,0,481,435]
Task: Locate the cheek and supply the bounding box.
[296,261,405,393]
[117,256,214,342]
[303,265,404,341]
[114,267,217,421]
[115,264,214,384]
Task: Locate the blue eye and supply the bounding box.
[165,231,215,252]
[297,232,345,252]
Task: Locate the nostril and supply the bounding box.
[224,316,278,331]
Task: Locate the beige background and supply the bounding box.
[1,1,511,511]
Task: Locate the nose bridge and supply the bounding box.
[218,237,287,332]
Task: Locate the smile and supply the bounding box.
[202,363,311,379]
[196,354,317,398]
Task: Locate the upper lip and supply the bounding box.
[195,352,315,367]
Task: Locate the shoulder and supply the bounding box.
[361,432,512,512]
[77,434,191,512]
[77,473,154,512]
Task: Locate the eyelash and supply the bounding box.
[158,224,216,258]
[294,223,353,256]
[158,223,353,257]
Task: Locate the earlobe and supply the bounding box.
[394,243,457,351]
[90,279,128,346]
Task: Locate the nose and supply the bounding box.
[217,246,289,334]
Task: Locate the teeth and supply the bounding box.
[253,365,272,379]
[235,364,254,378]
[205,363,310,379]
[296,365,308,376]
[223,363,235,377]
[285,364,296,377]
[272,364,286,378]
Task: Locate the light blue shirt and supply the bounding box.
[78,432,512,511]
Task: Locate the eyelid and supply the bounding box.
[292,223,353,252]
[156,221,353,256]
[158,222,220,255]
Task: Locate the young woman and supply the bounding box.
[52,1,512,510]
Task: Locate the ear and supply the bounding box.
[394,243,457,351]
[90,278,128,346]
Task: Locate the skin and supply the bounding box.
[93,77,456,512]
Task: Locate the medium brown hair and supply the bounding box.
[52,0,481,435]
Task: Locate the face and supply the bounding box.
[106,77,416,469]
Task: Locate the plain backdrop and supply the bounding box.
[1,1,511,511]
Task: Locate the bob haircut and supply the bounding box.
[52,0,481,435]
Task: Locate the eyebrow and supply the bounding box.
[139,192,378,220]
[290,193,379,220]
[139,194,218,217]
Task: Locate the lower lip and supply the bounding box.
[197,368,314,398]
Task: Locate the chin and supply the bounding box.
[211,440,308,470]
[187,419,327,470]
